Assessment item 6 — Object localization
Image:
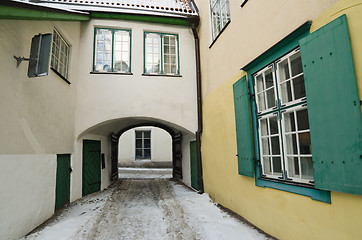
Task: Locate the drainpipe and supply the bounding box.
[187,14,204,193]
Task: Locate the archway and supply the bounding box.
[76,117,196,195]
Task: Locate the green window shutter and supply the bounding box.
[299,14,362,195]
[233,76,254,177]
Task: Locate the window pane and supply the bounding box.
[284,111,296,132]
[136,139,142,148]
[262,157,271,175]
[144,139,150,148]
[296,109,309,130]
[285,134,298,154]
[136,149,142,159]
[290,52,303,77]
[269,116,278,135]
[278,58,290,82]
[95,29,112,72]
[261,138,270,155]
[144,131,151,138]
[256,74,264,92]
[260,119,268,136]
[292,75,306,100]
[266,88,276,109]
[145,33,161,74]
[270,136,280,155]
[301,157,313,180]
[272,157,282,174]
[299,132,311,154]
[144,149,151,159]
[113,30,130,73]
[135,131,142,138]
[265,69,274,88]
[280,80,292,104]
[287,157,300,177]
[257,93,266,111]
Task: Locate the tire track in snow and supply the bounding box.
[74,179,198,240]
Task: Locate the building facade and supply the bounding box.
[0,0,199,239]
[118,126,172,166]
[194,0,362,239]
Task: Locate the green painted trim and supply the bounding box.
[243,21,311,72]
[161,33,164,74]
[177,34,180,75]
[0,5,89,21]
[129,29,132,73]
[242,21,331,203]
[92,28,97,72]
[143,31,146,74]
[91,12,191,26]
[93,27,132,73]
[144,31,180,75]
[111,29,115,72]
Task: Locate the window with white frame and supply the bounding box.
[135,130,151,159]
[144,32,179,75]
[210,0,230,42]
[254,49,313,184]
[51,29,70,80]
[94,28,131,73]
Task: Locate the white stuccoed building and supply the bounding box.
[118,127,172,167]
[0,0,201,239]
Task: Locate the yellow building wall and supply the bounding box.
[200,1,362,239]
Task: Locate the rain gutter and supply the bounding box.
[187,12,204,193]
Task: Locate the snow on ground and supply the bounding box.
[118,167,172,179]
[22,168,270,240]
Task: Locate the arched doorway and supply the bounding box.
[76,117,196,198]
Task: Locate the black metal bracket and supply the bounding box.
[14,56,30,67]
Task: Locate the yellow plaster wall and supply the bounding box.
[201,1,362,239]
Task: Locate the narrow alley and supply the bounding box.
[22,170,271,240]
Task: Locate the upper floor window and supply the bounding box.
[51,29,70,81]
[144,32,179,75]
[253,49,312,184]
[210,0,230,42]
[93,28,131,73]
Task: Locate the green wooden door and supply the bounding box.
[55,154,71,211]
[83,140,101,196]
[190,141,199,190]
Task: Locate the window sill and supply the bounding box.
[142,73,182,77]
[90,71,133,75]
[255,169,331,203]
[209,20,231,49]
[51,67,71,85]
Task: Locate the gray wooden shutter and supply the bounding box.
[233,76,254,177]
[299,14,362,195]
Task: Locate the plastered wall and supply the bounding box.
[118,127,172,163]
[0,155,56,240]
[75,19,198,138]
[0,20,80,154]
[197,0,362,239]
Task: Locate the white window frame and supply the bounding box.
[144,32,179,75]
[51,28,70,80]
[135,130,152,160]
[93,28,131,73]
[209,0,231,42]
[254,49,313,184]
